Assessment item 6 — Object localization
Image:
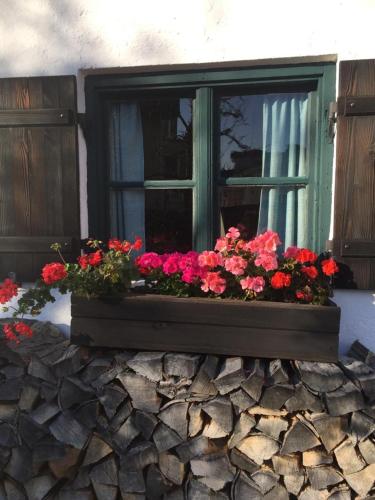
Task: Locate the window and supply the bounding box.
[86,62,335,253]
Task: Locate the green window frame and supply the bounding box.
[85,62,335,252]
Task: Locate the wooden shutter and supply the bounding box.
[333,59,375,289]
[0,76,80,282]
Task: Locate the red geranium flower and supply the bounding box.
[0,278,18,304]
[14,321,33,338]
[108,238,132,253]
[88,250,102,266]
[3,323,18,343]
[301,265,318,280]
[271,271,292,289]
[296,248,318,264]
[41,263,67,285]
[321,258,339,276]
[132,237,143,251]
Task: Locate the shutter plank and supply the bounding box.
[334,60,375,289]
[0,76,80,281]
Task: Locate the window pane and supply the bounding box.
[110,189,192,253]
[146,190,192,252]
[219,185,307,248]
[219,92,310,178]
[109,98,193,182]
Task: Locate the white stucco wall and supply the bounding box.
[0,0,374,352]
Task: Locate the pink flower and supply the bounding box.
[214,237,229,253]
[162,253,181,275]
[198,251,223,269]
[247,231,281,254]
[226,227,240,239]
[284,246,300,259]
[136,252,163,271]
[201,272,226,295]
[181,265,206,284]
[224,256,247,276]
[178,251,199,271]
[254,251,278,271]
[240,276,265,293]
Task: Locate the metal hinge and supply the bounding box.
[328,101,337,143]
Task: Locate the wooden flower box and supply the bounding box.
[70,294,340,362]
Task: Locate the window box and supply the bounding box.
[71,294,340,362]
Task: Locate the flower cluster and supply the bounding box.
[0,237,143,343]
[136,228,339,304]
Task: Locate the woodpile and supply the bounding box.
[0,320,375,499]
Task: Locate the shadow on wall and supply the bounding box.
[0,0,178,77]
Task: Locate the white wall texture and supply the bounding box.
[0,0,374,352]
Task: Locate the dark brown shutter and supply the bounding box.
[333,59,375,289]
[0,76,80,282]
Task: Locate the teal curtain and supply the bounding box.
[108,103,145,243]
[258,94,309,248]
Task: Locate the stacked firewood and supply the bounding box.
[0,321,374,499]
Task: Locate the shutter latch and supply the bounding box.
[328,101,337,143]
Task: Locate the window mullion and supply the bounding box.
[193,87,214,251]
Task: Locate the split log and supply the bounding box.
[251,467,279,494]
[92,481,118,500]
[302,448,333,467]
[340,357,375,401]
[30,401,60,425]
[18,382,39,411]
[164,353,200,379]
[4,445,33,483]
[310,414,348,452]
[145,464,172,499]
[241,359,264,402]
[112,415,140,451]
[121,442,158,470]
[248,406,288,416]
[325,381,365,416]
[0,377,22,400]
[51,345,81,378]
[358,438,375,464]
[109,400,132,432]
[232,472,262,500]
[159,451,185,485]
[295,361,346,392]
[164,488,184,500]
[89,454,118,485]
[19,414,47,446]
[32,437,66,463]
[298,486,329,500]
[255,416,288,440]
[117,373,161,413]
[159,402,189,440]
[272,454,301,475]
[306,466,343,490]
[350,410,375,441]
[28,357,56,383]
[74,401,100,430]
[49,411,91,449]
[0,422,18,447]
[175,436,217,463]
[229,448,259,474]
[3,478,27,500]
[284,472,305,496]
[285,383,323,412]
[188,404,204,437]
[189,355,219,397]
[202,396,233,435]
[97,384,127,420]
[40,381,59,401]
[334,438,366,474]
[229,389,255,413]
[190,452,235,490]
[268,359,289,384]
[48,446,81,478]
[81,358,112,385]
[228,412,256,449]
[327,485,351,499]
[59,377,94,410]
[259,384,294,410]
[127,351,165,382]
[280,420,320,455]
[83,435,113,466]
[344,463,375,497]
[119,468,145,494]
[236,434,279,465]
[153,423,183,453]
[188,478,229,499]
[213,357,245,395]
[348,340,375,369]
[263,484,289,500]
[91,364,124,389]
[134,410,158,440]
